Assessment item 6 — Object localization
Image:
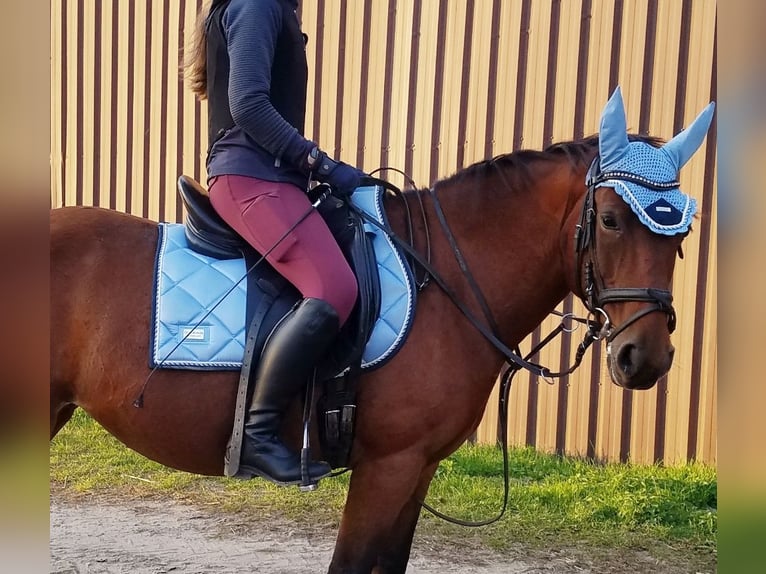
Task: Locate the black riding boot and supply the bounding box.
[239,298,338,485]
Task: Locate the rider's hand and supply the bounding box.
[307,147,366,197]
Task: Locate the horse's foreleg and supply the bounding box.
[327,453,427,574]
[376,461,439,573]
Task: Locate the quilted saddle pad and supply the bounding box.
[150,184,417,371]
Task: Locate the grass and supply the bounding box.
[423,446,716,553]
[50,410,716,569]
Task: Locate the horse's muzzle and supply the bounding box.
[606,341,674,390]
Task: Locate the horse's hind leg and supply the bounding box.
[50,385,77,439]
[50,403,77,439]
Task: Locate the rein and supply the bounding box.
[354,185,599,382]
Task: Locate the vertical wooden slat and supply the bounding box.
[333,0,348,160]
[482,0,501,161]
[556,0,589,457]
[52,1,65,207]
[515,0,539,449]
[427,0,449,183]
[573,0,592,140]
[124,0,136,215]
[108,3,120,211]
[488,1,520,156]
[175,0,188,223]
[608,0,623,93]
[542,0,561,147]
[433,0,466,180]
[513,0,532,151]
[194,0,205,183]
[454,0,474,171]
[687,19,717,462]
[403,0,422,180]
[310,0,325,146]
[129,0,145,217]
[383,2,412,180]
[140,0,153,219]
[638,0,658,135]
[91,0,102,207]
[379,0,398,172]
[462,0,493,168]
[541,0,569,456]
[630,0,683,464]
[74,0,84,206]
[494,1,528,447]
[180,0,197,193]
[355,0,373,169]
[588,0,623,462]
[528,1,559,455]
[156,0,171,223]
[617,1,657,463]
[664,0,716,465]
[562,0,591,459]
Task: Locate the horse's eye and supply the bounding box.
[600,213,619,230]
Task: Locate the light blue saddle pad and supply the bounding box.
[151,184,417,371]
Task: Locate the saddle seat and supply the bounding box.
[177,175,247,259]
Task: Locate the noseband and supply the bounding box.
[574,157,678,343]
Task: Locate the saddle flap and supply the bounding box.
[177,175,247,259]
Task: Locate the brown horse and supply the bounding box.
[51,91,713,572]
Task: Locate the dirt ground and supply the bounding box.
[49,493,708,574]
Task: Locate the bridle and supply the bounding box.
[574,156,678,344]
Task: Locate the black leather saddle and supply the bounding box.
[177,175,248,260]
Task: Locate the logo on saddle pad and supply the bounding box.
[150,185,416,372]
[595,87,715,235]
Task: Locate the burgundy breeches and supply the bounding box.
[208,174,358,325]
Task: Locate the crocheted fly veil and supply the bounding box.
[595,87,715,235]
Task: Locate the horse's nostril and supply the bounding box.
[617,343,636,376]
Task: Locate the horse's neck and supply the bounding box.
[419,163,586,346]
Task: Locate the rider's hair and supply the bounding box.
[183,0,228,99]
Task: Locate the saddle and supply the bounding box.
[176,176,387,470]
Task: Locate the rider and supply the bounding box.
[185,0,364,484]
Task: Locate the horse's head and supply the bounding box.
[574,87,715,390]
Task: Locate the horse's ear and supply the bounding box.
[599,87,630,168]
[661,102,716,170]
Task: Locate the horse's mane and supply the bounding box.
[438,134,664,190]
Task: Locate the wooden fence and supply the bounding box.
[51,0,717,465]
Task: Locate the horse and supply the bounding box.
[50,89,714,573]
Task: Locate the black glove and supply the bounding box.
[307,147,366,197]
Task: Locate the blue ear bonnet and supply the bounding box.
[593,87,715,236]
[593,141,696,235]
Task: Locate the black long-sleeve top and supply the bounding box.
[206,0,314,187]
